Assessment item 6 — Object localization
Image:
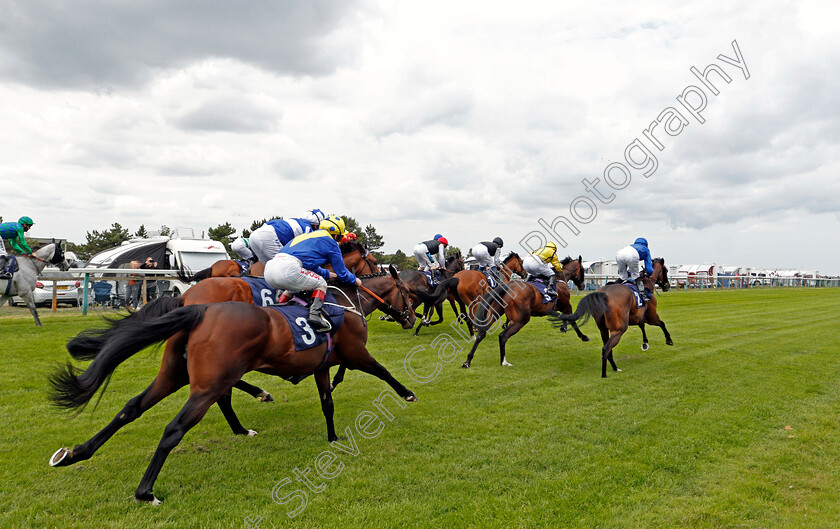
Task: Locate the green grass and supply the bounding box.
[1,288,839,528]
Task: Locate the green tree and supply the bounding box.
[135,224,149,238]
[343,216,360,236]
[208,222,237,254]
[72,222,131,260]
[379,249,416,271]
[360,224,384,252]
[159,225,171,236]
[446,246,463,258]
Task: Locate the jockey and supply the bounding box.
[471,237,504,278]
[264,215,362,332]
[0,216,34,278]
[413,236,448,285]
[616,237,654,302]
[522,241,562,297]
[249,209,326,264]
[230,237,256,262]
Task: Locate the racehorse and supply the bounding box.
[426,253,525,336]
[398,251,465,336]
[0,242,69,327]
[67,244,383,403]
[549,258,672,377]
[461,256,588,369]
[49,268,416,504]
[178,241,377,282]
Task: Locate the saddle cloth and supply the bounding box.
[623,280,646,308]
[242,276,279,307]
[527,277,554,304]
[420,270,442,287]
[1,257,17,295]
[267,291,345,351]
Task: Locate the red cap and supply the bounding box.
[438,237,449,246]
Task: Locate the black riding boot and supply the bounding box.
[636,278,650,303]
[546,275,558,300]
[308,296,333,333]
[0,256,9,279]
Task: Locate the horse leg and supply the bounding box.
[337,344,417,402]
[233,379,273,403]
[50,349,189,468]
[314,369,338,442]
[429,302,445,325]
[601,329,626,378]
[659,321,673,346]
[499,317,528,367]
[134,389,220,504]
[19,292,42,327]
[569,320,590,342]
[216,391,257,436]
[639,323,649,351]
[462,329,486,368]
[331,365,347,390]
[645,307,673,346]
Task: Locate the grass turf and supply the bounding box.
[0,287,838,528]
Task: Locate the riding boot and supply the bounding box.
[547,275,558,299]
[0,256,9,279]
[308,296,333,333]
[636,278,649,303]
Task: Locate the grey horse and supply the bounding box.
[0,242,70,326]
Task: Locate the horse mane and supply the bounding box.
[504,252,520,260]
[653,257,665,266]
[339,241,366,255]
[560,256,574,266]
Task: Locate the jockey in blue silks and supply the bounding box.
[248,209,326,264]
[264,215,361,332]
[616,237,654,302]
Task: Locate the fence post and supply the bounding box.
[82,272,90,315]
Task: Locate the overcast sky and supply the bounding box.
[1,1,838,273]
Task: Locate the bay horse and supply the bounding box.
[178,241,377,282]
[67,244,383,403]
[426,252,526,336]
[0,242,69,326]
[461,256,589,368]
[49,268,416,504]
[549,258,672,377]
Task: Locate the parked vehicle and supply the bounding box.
[11,274,87,307]
[85,230,229,297]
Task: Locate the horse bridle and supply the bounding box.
[356,271,414,324]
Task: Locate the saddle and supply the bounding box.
[622,280,647,308]
[526,276,555,305]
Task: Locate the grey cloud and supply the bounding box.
[0,0,370,89]
[173,97,282,133]
[370,90,474,137]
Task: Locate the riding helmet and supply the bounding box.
[319,215,346,236]
[634,237,648,247]
[437,237,449,246]
[493,237,504,247]
[18,216,34,226]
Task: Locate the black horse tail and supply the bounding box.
[472,283,510,334]
[548,292,608,328]
[50,305,207,413]
[66,296,185,361]
[177,264,211,283]
[426,277,459,305]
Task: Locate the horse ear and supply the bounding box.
[388,264,399,281]
[578,255,582,262]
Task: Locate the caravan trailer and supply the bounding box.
[85,232,229,297]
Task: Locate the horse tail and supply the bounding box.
[177,264,211,283]
[472,283,510,334]
[49,305,207,413]
[66,296,185,361]
[548,292,608,327]
[427,277,459,305]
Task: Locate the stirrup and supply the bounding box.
[308,314,333,333]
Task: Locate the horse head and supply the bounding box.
[358,266,416,329]
[560,256,586,290]
[653,258,670,292]
[43,241,71,271]
[502,252,524,279]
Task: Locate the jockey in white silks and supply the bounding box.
[249,209,326,264]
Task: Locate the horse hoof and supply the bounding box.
[49,448,72,467]
[404,394,418,402]
[666,339,674,346]
[641,343,649,352]
[247,430,258,437]
[617,368,623,372]
[257,391,273,403]
[135,492,162,505]
[461,362,470,369]
[581,336,590,342]
[501,361,513,367]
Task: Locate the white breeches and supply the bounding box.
[230,237,254,260]
[250,224,284,264]
[471,244,497,269]
[616,246,641,281]
[523,254,554,278]
[413,243,435,270]
[264,254,327,293]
